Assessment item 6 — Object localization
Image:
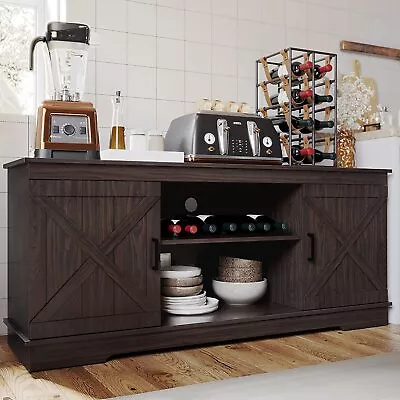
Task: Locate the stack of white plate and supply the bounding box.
[160,266,219,315]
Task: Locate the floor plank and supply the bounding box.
[0,325,398,399]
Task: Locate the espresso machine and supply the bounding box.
[30,22,100,159]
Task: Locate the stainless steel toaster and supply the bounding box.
[164,111,282,164]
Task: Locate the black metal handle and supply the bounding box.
[152,238,160,271]
[307,233,315,262]
[29,35,46,71]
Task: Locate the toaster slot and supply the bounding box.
[217,118,229,155]
[247,121,261,157]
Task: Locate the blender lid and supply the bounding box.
[46,22,90,45]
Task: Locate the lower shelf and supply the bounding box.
[162,300,298,327]
[5,302,389,372]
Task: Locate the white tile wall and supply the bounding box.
[0,0,399,335]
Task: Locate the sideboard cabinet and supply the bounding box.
[4,159,390,371]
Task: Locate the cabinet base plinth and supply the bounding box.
[5,303,389,372]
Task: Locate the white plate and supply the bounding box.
[160,266,202,279]
[163,298,207,307]
[164,297,219,315]
[162,291,206,302]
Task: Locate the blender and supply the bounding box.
[30,22,99,159]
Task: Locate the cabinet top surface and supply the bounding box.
[3,158,391,174]
[3,158,390,185]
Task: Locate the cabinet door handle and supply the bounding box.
[152,238,160,271]
[307,233,315,262]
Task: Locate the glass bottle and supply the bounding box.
[109,90,126,149]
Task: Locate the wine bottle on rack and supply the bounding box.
[300,119,334,133]
[309,94,333,104]
[291,145,314,163]
[270,61,313,81]
[161,218,182,237]
[222,215,256,233]
[303,149,336,164]
[313,63,333,80]
[197,215,238,234]
[249,215,289,233]
[246,215,271,232]
[270,89,313,106]
[275,116,313,133]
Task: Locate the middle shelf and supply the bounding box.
[161,235,300,246]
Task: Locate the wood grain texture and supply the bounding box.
[340,40,400,60]
[0,326,399,399]
[4,160,390,372]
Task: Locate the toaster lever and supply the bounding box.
[247,121,261,156]
[217,119,229,155]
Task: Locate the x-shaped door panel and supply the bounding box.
[304,196,386,299]
[31,195,159,323]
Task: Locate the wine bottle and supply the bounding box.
[187,215,217,234]
[303,149,336,164]
[270,89,313,106]
[197,215,237,234]
[277,116,313,133]
[291,145,314,162]
[171,217,198,236]
[300,119,334,133]
[270,61,313,80]
[247,215,271,232]
[161,218,182,237]
[313,64,333,80]
[251,215,289,233]
[222,215,256,233]
[309,94,333,104]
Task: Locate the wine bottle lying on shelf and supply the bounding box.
[219,215,256,233]
[269,61,313,81]
[161,217,199,237]
[196,215,238,234]
[248,215,289,233]
[161,218,182,237]
[270,89,313,106]
[303,149,336,164]
[183,215,217,234]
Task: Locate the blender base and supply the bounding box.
[34,149,100,160]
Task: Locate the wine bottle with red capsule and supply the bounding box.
[270,60,313,81]
[161,218,182,238]
[313,63,333,80]
[270,88,313,106]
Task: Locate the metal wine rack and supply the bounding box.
[256,47,338,166]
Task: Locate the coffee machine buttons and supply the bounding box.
[52,125,60,134]
[63,124,76,136]
[204,133,215,145]
[80,126,87,135]
[263,136,273,148]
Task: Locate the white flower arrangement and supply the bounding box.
[337,73,374,131]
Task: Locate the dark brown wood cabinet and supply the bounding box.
[301,184,388,310]
[4,159,390,371]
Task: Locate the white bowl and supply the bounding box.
[212,278,267,306]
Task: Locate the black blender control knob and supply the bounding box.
[63,124,75,135]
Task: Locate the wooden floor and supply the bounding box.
[0,325,399,400]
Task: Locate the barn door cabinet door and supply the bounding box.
[27,180,161,339]
[301,184,388,310]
